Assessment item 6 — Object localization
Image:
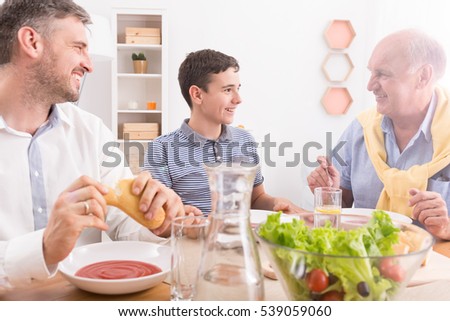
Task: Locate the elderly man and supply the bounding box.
[308,29,450,240]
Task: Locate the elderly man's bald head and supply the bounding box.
[372,29,446,82]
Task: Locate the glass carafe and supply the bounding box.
[194,163,264,301]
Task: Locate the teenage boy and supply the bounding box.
[144,49,304,215]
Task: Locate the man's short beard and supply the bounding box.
[27,45,80,104]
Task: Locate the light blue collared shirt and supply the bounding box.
[334,92,450,211]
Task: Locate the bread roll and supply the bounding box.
[397,229,430,266]
[104,179,165,229]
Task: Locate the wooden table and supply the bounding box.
[1,242,449,301]
[433,240,450,257]
[0,274,171,301]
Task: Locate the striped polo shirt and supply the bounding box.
[143,119,264,214]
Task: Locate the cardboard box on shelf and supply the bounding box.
[126,27,160,37]
[126,36,161,45]
[124,132,158,140]
[123,123,159,140]
[121,141,147,175]
[125,27,161,45]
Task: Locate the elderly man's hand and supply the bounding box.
[307,156,340,193]
[409,188,450,240]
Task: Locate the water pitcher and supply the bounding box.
[194,163,264,300]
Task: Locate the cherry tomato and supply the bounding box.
[379,258,405,282]
[379,258,394,275]
[385,264,405,282]
[321,290,344,301]
[306,269,329,292]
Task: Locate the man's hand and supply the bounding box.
[307,156,340,193]
[184,204,203,216]
[132,171,184,237]
[273,197,309,214]
[43,176,109,266]
[409,188,450,240]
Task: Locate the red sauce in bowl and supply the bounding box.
[75,260,162,280]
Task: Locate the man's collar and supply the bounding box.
[420,91,437,142]
[381,91,436,142]
[54,103,74,127]
[0,104,63,134]
[180,119,233,147]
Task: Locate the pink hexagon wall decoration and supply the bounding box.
[321,87,353,115]
[324,20,356,49]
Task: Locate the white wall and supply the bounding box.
[7,0,450,210]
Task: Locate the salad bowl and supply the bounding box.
[256,211,434,301]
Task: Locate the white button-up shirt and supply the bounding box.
[0,103,165,288]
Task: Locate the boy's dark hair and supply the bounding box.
[0,0,91,65]
[178,49,240,108]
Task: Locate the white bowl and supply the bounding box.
[59,241,170,295]
[342,208,412,224]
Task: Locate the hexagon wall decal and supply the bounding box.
[322,52,354,82]
[321,87,353,115]
[324,20,356,49]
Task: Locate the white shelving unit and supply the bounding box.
[111,5,168,173]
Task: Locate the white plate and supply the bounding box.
[59,241,170,295]
[250,209,294,227]
[250,208,412,225]
[341,208,412,224]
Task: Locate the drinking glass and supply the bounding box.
[170,216,210,301]
[314,187,342,228]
